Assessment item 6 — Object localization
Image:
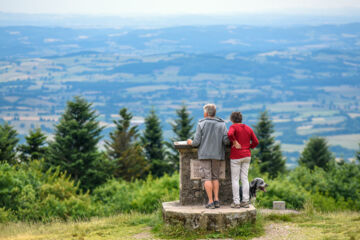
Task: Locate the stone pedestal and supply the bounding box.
[162,142,257,231]
[162,201,256,231]
[175,142,233,205]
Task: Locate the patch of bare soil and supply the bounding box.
[252,223,301,240]
[132,227,153,239]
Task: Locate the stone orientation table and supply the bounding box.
[162,141,257,230]
[175,141,233,205]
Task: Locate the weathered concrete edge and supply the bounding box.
[162,201,257,214]
[258,208,300,215]
[162,201,257,230]
[173,142,231,150]
[174,142,196,149]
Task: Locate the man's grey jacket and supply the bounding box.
[192,117,230,160]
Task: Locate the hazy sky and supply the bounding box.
[0,0,359,16]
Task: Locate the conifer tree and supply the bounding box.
[299,136,334,170]
[18,128,47,162]
[105,108,149,180]
[0,122,19,164]
[254,110,286,178]
[165,104,194,171]
[356,143,360,163]
[142,108,169,177]
[47,96,105,190]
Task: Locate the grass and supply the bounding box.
[260,210,360,240]
[292,211,360,240]
[0,212,158,240]
[153,214,264,240]
[0,210,360,240]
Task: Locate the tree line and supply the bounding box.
[1,96,359,191]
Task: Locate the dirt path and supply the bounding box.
[132,227,153,239]
[252,223,302,240]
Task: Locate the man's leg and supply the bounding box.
[211,159,221,202]
[200,160,213,204]
[231,159,241,204]
[212,179,219,201]
[204,180,213,203]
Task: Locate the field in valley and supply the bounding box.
[1,24,360,164]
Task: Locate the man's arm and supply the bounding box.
[189,123,201,147]
[222,124,230,145]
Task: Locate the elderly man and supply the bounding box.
[187,104,230,209]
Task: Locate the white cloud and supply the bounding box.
[77,35,88,39]
[220,39,250,46]
[8,31,20,35]
[44,38,62,43]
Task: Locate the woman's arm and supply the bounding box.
[228,125,241,149]
[250,129,259,149]
[227,125,236,142]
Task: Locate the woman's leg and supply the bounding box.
[230,159,241,204]
[240,158,251,202]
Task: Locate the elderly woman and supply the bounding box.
[187,104,230,209]
[228,111,259,208]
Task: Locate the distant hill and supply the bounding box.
[0,24,359,166]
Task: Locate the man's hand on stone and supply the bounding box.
[232,141,241,149]
[187,139,193,145]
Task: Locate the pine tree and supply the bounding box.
[254,110,286,178]
[18,128,47,162]
[105,108,149,181]
[142,108,169,177]
[47,96,105,190]
[165,104,195,171]
[356,143,360,163]
[0,122,19,164]
[299,136,334,170]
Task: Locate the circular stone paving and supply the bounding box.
[162,201,257,231]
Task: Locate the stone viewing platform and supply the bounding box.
[162,201,256,230]
[162,141,257,230]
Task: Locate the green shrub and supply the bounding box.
[131,174,179,213]
[289,166,330,194]
[0,207,15,223]
[255,176,308,210]
[91,178,137,215]
[0,160,96,222]
[92,173,179,214]
[289,164,360,211]
[1,155,359,224]
[309,193,338,212]
[254,163,360,212]
[0,160,179,223]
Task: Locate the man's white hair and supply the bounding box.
[203,104,216,117]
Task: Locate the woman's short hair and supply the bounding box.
[203,104,216,117]
[230,112,242,123]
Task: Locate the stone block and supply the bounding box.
[273,201,286,210]
[175,142,233,205]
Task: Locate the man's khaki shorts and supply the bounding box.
[199,159,220,182]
